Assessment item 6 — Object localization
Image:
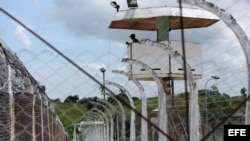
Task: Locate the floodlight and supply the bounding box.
[110,1,120,12]
[100,68,106,73]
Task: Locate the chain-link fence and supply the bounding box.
[1,0,250,141]
[0,42,68,141]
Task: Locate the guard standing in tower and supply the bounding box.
[129,34,139,42]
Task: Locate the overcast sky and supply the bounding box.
[0,0,250,100]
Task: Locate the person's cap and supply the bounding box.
[130,34,135,37]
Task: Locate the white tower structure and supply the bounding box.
[109,4,219,141]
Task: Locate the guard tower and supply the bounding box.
[109,4,219,141]
[109,6,219,81]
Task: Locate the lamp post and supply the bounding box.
[204,75,220,136]
[100,68,106,100]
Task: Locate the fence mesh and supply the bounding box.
[0,43,68,140]
[0,0,250,141]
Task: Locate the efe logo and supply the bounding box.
[224,125,250,141]
[228,129,246,136]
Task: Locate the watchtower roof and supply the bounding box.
[109,6,219,31]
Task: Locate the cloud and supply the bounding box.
[84,62,107,71]
[44,0,249,43]
[44,0,177,41]
[45,0,114,39]
[15,24,32,47]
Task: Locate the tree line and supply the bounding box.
[50,89,140,105]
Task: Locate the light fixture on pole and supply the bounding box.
[100,68,106,100]
[204,75,220,135]
[110,1,120,12]
[127,0,138,8]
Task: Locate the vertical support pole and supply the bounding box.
[40,99,44,141]
[8,65,15,141]
[112,70,148,141]
[97,99,117,141]
[157,88,167,141]
[100,68,106,100]
[112,69,148,141]
[105,93,126,141]
[114,113,117,141]
[91,101,113,141]
[73,124,77,141]
[156,17,170,41]
[161,78,179,140]
[106,81,136,141]
[32,94,36,141]
[122,59,169,141]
